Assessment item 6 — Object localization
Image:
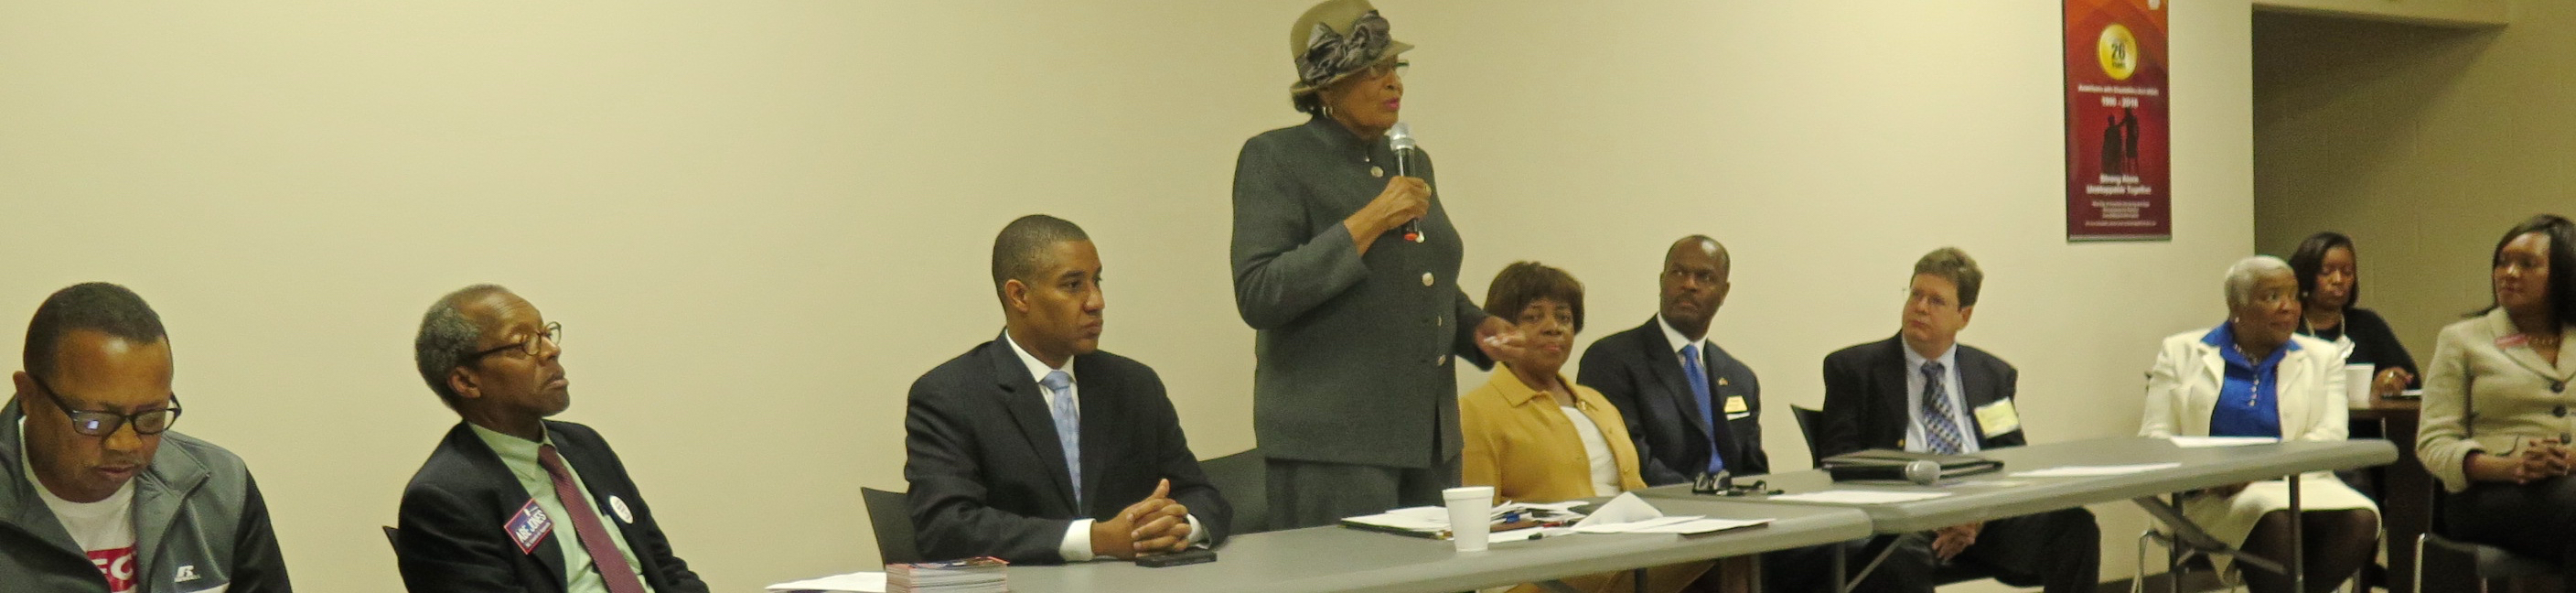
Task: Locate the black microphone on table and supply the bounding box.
[1386,123,1423,243]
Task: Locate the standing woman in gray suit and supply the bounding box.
[1230,0,1519,529]
[2417,214,2576,578]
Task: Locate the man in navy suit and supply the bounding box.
[904,214,1231,564]
[394,285,706,593]
[1580,235,1766,486]
[1582,236,1841,593]
[1819,248,2098,593]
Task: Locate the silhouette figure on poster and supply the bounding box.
[2120,107,2141,175]
[2099,114,2124,177]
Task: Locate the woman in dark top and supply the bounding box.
[2289,232,2421,396]
[1229,0,1519,530]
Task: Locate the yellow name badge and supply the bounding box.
[1723,395,1749,414]
[1973,398,2022,437]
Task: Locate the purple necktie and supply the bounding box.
[537,444,647,593]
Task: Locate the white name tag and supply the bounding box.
[1973,398,2022,438]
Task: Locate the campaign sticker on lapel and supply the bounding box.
[505,498,553,554]
[1973,398,2022,438]
[608,495,635,524]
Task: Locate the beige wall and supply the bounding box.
[0,2,2252,590]
[2252,5,2555,367]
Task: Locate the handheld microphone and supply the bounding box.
[1386,123,1423,243]
[1902,459,1943,486]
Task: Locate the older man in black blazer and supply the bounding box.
[1819,248,2098,593]
[395,286,706,593]
[904,215,1230,565]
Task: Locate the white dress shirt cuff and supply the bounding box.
[1061,512,1213,562]
[1060,519,1096,562]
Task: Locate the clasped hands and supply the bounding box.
[2468,437,2575,484]
[1930,522,1982,561]
[1089,479,1195,560]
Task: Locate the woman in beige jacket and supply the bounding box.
[2417,214,2576,578]
[2141,256,2377,593]
[1460,262,1707,593]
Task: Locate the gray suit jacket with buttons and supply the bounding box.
[1230,115,1492,469]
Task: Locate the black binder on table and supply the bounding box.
[1820,448,2003,482]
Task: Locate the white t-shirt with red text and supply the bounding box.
[20,423,140,593]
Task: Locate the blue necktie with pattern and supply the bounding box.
[1919,361,1968,454]
[1041,370,1083,509]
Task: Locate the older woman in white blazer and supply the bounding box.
[2141,255,2378,593]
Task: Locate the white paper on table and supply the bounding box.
[1631,517,1770,534]
[1569,492,1664,528]
[765,571,886,592]
[1344,505,1452,531]
[1768,490,1953,504]
[1489,527,1575,544]
[2170,436,2278,448]
[1572,515,1699,534]
[2009,462,2182,478]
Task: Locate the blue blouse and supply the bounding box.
[2204,322,2294,437]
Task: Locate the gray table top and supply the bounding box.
[998,496,1873,593]
[1637,437,2397,533]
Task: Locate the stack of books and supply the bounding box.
[886,557,1008,593]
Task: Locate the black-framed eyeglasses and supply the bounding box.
[467,321,564,361]
[27,373,182,437]
[1690,470,1782,497]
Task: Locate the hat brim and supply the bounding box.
[1291,39,1413,95]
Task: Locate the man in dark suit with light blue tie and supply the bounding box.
[1819,248,2098,593]
[1583,236,1840,593]
[903,214,1231,565]
[1579,236,1766,486]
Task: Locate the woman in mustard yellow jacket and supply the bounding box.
[1462,262,1707,593]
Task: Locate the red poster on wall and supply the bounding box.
[2065,0,2169,241]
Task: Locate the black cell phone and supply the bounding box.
[1134,547,1218,568]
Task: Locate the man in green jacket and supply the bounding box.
[0,282,291,592]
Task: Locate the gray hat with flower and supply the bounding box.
[1287,0,1412,99]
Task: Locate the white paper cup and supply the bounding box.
[1442,486,1495,552]
[2344,363,2375,408]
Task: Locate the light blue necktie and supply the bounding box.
[1681,344,1725,474]
[1919,361,1968,454]
[1040,370,1083,509]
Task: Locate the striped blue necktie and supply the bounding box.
[1919,361,1967,454]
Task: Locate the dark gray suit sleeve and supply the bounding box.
[1732,364,1771,474]
[396,482,535,593]
[1230,138,1370,330]
[1817,350,1870,461]
[904,380,1079,564]
[228,473,292,593]
[1988,357,2027,448]
[1132,371,1232,546]
[1451,290,1495,371]
[1579,342,1686,485]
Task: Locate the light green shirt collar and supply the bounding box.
[466,422,652,593]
